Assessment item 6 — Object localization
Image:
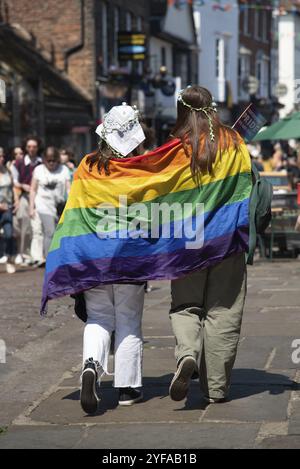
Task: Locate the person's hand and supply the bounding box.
[29,208,36,219]
[13,200,20,214]
[22,184,31,193]
[0,202,8,212]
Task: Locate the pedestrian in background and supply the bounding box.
[0,151,16,273]
[247,143,264,171]
[60,149,76,182]
[30,146,71,260]
[13,137,43,266]
[271,142,284,171]
[7,146,24,172]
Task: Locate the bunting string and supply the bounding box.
[167,0,300,15]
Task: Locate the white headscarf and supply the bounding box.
[95,103,145,157]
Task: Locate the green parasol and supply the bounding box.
[253,112,300,141]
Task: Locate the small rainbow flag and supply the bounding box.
[41,136,252,313]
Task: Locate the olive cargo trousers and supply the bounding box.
[169,252,247,399]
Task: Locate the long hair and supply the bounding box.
[171,85,240,178]
[86,139,115,175]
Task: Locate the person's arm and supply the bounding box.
[19,182,31,193]
[0,201,8,212]
[65,178,71,196]
[8,172,19,214]
[29,177,38,219]
[11,165,30,195]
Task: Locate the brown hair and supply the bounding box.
[171,85,240,179]
[86,140,116,175]
[43,146,61,163]
[86,132,145,175]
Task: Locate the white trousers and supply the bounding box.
[30,212,44,262]
[83,284,145,388]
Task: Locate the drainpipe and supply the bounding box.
[64,0,85,73]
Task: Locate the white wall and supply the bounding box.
[278,14,296,116]
[193,1,239,104]
[294,16,300,110]
[270,14,279,98]
[163,3,195,44]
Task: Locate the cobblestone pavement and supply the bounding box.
[0,260,300,449]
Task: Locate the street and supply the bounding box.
[0,259,300,449]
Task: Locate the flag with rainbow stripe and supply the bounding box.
[41,136,252,313]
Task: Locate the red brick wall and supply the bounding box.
[5,0,96,99]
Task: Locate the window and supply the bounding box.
[243,8,249,35]
[137,16,142,32]
[256,61,261,82]
[254,10,260,40]
[125,11,133,71]
[262,11,268,42]
[126,11,132,31]
[238,53,251,99]
[256,56,269,98]
[224,39,229,81]
[216,38,221,78]
[137,17,143,75]
[161,47,166,67]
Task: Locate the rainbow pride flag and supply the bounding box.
[41,137,252,313]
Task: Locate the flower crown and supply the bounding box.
[177,86,217,141]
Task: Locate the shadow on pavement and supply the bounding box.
[61,368,299,416]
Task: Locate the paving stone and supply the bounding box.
[241,322,300,337]
[235,336,279,369]
[29,385,206,425]
[0,425,84,449]
[289,399,300,435]
[204,385,291,422]
[77,422,260,449]
[256,435,300,449]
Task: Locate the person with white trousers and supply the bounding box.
[81,284,145,413]
[79,104,147,414]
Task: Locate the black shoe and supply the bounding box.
[80,358,100,414]
[118,387,143,406]
[169,356,197,401]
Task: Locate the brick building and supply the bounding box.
[1,0,150,153]
[4,0,97,101]
[1,0,199,150]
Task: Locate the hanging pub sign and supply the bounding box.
[118,31,146,61]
